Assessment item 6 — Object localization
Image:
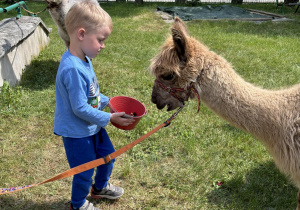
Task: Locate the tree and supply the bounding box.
[175,0,186,3]
[231,0,243,4]
[135,0,143,4]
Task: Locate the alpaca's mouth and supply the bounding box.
[166,103,178,111]
[155,103,167,110]
[154,101,182,112]
[155,102,173,111]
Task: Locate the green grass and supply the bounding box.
[1,2,300,209]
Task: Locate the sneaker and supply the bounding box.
[91,183,124,199]
[69,200,99,210]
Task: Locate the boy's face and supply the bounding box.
[80,26,112,59]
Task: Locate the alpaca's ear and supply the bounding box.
[171,17,189,63]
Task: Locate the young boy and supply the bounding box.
[53,1,134,209]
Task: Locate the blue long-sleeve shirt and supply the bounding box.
[54,50,111,138]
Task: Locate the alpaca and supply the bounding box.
[46,0,100,46]
[150,17,300,209]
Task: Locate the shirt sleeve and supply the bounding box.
[99,93,110,110]
[63,68,111,127]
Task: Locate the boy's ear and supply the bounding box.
[77,28,85,41]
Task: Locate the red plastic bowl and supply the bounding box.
[109,96,147,130]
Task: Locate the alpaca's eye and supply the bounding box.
[161,74,174,81]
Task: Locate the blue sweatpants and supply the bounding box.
[62,128,115,209]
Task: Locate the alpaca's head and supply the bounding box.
[149,17,205,111]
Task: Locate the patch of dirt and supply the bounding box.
[155,11,174,23]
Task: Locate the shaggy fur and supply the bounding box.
[150,17,300,209]
[47,0,100,46]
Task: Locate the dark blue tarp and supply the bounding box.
[157,5,274,20]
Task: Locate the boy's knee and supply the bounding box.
[74,169,94,182]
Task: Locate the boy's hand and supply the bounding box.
[110,112,135,126]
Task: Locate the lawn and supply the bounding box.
[1,1,300,209]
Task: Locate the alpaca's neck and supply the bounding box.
[199,61,283,142]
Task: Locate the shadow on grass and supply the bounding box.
[207,161,298,209]
[20,59,59,90]
[0,196,69,210]
[0,196,117,210]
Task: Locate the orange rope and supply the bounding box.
[0,108,183,194]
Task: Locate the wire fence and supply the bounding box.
[26,0,280,4]
[124,0,277,3]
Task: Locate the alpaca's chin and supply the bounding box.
[155,103,166,110]
[167,104,178,111]
[156,103,178,111]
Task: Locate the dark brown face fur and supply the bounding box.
[151,73,186,111]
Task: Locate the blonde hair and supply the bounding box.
[65,0,112,35]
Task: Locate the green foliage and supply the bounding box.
[0,81,23,109]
